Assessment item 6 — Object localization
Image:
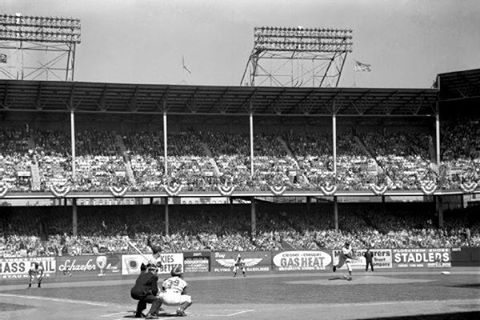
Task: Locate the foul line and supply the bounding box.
[0,293,110,307]
[227,310,255,317]
[204,309,255,317]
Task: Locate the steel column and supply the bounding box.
[72,199,77,236]
[164,198,169,235]
[70,110,76,181]
[332,112,337,176]
[163,111,168,176]
[250,111,254,177]
[251,197,256,236]
[334,196,338,231]
[435,109,441,166]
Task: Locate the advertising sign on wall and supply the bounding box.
[183,252,210,273]
[122,253,184,275]
[0,257,56,279]
[211,251,271,272]
[393,248,451,268]
[272,251,332,271]
[56,255,121,278]
[332,249,392,269]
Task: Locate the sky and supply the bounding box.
[1,0,480,88]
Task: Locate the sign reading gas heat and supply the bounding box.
[273,251,332,271]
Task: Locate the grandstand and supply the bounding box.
[0,68,479,257]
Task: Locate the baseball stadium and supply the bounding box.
[0,2,479,320]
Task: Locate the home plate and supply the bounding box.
[287,276,434,286]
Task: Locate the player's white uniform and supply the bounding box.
[233,256,245,276]
[159,276,191,305]
[28,263,44,287]
[337,246,353,272]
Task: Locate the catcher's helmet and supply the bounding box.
[170,265,183,277]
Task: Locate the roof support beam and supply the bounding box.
[96,85,109,112]
[155,87,170,112]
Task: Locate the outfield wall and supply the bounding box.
[0,247,466,285]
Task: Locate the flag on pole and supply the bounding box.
[0,53,7,64]
[354,60,371,72]
[182,55,191,74]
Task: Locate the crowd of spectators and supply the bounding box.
[0,119,479,192]
[0,204,478,258]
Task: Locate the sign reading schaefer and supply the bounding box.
[332,249,392,269]
[122,253,184,275]
[56,255,121,278]
[273,251,331,271]
[393,248,451,268]
[0,257,56,280]
[212,251,271,272]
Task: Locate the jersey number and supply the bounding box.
[164,279,179,289]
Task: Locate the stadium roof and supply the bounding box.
[437,68,480,102]
[0,79,438,117]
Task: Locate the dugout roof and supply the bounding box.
[0,79,438,117]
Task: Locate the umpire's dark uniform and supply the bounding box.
[364,249,374,272]
[131,264,161,318]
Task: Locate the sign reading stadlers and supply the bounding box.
[393,248,451,268]
[272,251,332,271]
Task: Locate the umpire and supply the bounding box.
[364,248,374,272]
[131,263,163,319]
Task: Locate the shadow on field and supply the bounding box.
[328,276,351,281]
[365,311,480,320]
[448,283,480,289]
[0,302,32,312]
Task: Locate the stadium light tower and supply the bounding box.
[241,26,352,87]
[0,13,81,81]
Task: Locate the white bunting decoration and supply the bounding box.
[0,185,8,198]
[217,185,236,196]
[109,186,128,197]
[460,182,478,193]
[269,185,287,196]
[320,184,337,196]
[370,184,388,196]
[420,181,437,195]
[164,184,183,197]
[50,185,72,198]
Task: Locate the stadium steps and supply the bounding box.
[281,137,313,185]
[354,135,383,174]
[200,143,221,176]
[27,136,41,190]
[115,134,136,185]
[29,160,41,191]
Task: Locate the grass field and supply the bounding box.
[0,268,479,320]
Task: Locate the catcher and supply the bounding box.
[159,265,193,317]
[333,242,355,281]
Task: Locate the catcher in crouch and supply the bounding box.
[158,265,192,317]
[333,242,354,280]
